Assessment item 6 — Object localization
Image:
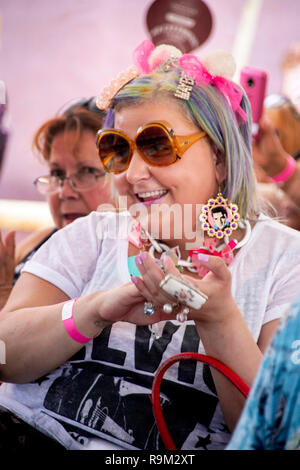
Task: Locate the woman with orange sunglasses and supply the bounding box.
[1,41,300,451]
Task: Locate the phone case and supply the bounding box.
[159,274,208,310]
[240,66,268,134]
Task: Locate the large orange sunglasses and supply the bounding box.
[96,120,206,174]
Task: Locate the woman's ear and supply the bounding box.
[213,147,227,185]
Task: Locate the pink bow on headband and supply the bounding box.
[190,239,237,278]
[133,40,155,74]
[179,55,248,122]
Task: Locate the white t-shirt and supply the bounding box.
[1,211,300,450]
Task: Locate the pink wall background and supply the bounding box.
[0,0,299,202]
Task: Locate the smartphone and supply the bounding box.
[240,66,268,136]
[160,274,208,310]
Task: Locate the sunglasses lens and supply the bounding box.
[98,133,130,173]
[136,126,175,165]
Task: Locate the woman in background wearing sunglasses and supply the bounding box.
[0,99,112,308]
[1,41,300,451]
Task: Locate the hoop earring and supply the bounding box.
[199,190,240,240]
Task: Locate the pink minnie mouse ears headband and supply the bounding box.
[96,40,247,122]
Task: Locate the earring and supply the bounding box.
[199,190,240,239]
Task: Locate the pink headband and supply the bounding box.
[96,39,247,122]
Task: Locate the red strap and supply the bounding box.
[151,352,250,450]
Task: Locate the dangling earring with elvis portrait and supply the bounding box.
[199,188,240,240]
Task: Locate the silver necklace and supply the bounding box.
[145,219,251,271]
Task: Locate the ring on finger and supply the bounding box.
[144,301,155,316]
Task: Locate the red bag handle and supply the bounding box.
[151,352,250,450]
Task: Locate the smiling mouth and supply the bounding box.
[135,189,168,204]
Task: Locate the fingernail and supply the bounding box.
[135,255,143,266]
[131,276,138,285]
[140,252,147,262]
[198,253,209,263]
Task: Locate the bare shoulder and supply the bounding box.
[15,227,55,265]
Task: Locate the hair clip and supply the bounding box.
[174,72,195,101]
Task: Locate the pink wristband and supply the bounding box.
[271,155,297,183]
[62,298,93,344]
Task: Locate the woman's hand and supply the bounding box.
[90,279,179,328]
[185,253,236,323]
[252,116,291,178]
[0,230,15,308]
[130,251,237,326]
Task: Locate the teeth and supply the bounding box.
[137,190,168,199]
